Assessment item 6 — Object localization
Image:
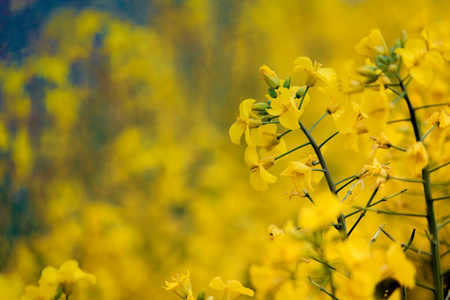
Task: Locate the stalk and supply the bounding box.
[299,120,348,239]
[398,74,443,299]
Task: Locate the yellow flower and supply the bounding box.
[209,276,254,300]
[266,87,305,130]
[361,158,391,188]
[280,161,312,195]
[383,244,416,289]
[361,85,390,136]
[229,99,262,145]
[298,191,341,231]
[39,260,96,296]
[260,65,280,89]
[250,124,287,158]
[162,270,193,299]
[19,285,57,300]
[395,39,445,86]
[318,86,344,117]
[245,146,277,191]
[421,26,450,61]
[427,110,450,137]
[293,57,337,87]
[404,142,428,176]
[266,224,285,240]
[355,29,388,58]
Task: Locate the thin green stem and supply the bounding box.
[433,196,450,202]
[268,115,279,121]
[310,257,349,277]
[438,219,450,230]
[345,198,386,218]
[370,224,385,245]
[308,276,340,300]
[348,188,379,236]
[353,206,427,218]
[319,131,339,149]
[277,129,291,140]
[298,120,347,238]
[387,175,423,183]
[414,102,448,110]
[422,124,437,142]
[274,142,310,161]
[430,161,450,173]
[378,226,432,256]
[335,175,357,186]
[389,143,406,152]
[336,176,359,193]
[262,121,280,124]
[387,86,401,96]
[298,86,310,110]
[388,118,411,124]
[312,168,327,173]
[403,228,416,253]
[416,281,435,292]
[397,72,444,300]
[310,112,329,133]
[303,190,315,205]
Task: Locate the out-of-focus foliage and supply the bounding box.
[0,0,449,300]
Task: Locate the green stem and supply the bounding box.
[388,118,411,124]
[310,111,329,133]
[398,72,444,299]
[422,124,437,142]
[433,196,450,201]
[298,86,310,110]
[348,188,379,236]
[430,161,450,173]
[277,129,292,140]
[353,206,427,218]
[389,143,407,152]
[274,142,310,161]
[299,120,347,238]
[414,102,448,110]
[262,121,280,124]
[319,131,339,149]
[308,276,340,300]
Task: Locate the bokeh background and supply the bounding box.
[0,0,449,299]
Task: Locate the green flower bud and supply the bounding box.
[401,30,408,47]
[197,289,206,300]
[260,65,280,89]
[252,102,269,111]
[283,76,291,89]
[295,86,308,98]
[375,55,390,68]
[268,87,277,98]
[356,65,379,84]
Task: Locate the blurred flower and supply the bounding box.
[162,270,193,299]
[293,57,337,87]
[209,276,254,300]
[355,29,388,58]
[280,161,312,195]
[404,142,428,176]
[298,191,341,231]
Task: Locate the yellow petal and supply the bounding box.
[229,122,245,145]
[293,57,313,72]
[424,50,445,71]
[279,107,300,130]
[259,165,277,184]
[317,68,337,85]
[249,170,268,191]
[239,99,256,119]
[209,276,226,291]
[244,145,259,166]
[410,65,433,87]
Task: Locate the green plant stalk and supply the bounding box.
[299,120,348,239]
[398,75,443,299]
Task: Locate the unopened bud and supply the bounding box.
[401,30,408,47]
[295,86,308,98]
[260,65,280,89]
[197,290,206,300]
[268,87,278,98]
[283,76,291,88]
[260,156,275,169]
[252,102,269,111]
[248,119,262,128]
[375,55,390,68]
[356,65,379,84]
[387,64,398,73]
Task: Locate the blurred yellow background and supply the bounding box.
[0,0,449,299]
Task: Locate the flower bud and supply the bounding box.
[283,76,291,88]
[260,156,275,169]
[248,119,262,128]
[295,86,308,98]
[197,289,206,300]
[387,64,398,73]
[252,102,269,111]
[356,65,379,84]
[375,55,390,68]
[401,30,408,47]
[260,65,280,89]
[268,87,278,98]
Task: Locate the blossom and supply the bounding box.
[404,142,428,176]
[39,260,96,296]
[395,39,445,86]
[245,146,277,191]
[266,87,304,130]
[162,270,194,299]
[355,29,388,58]
[421,26,450,60]
[293,57,337,87]
[280,161,312,195]
[298,191,341,231]
[361,158,391,188]
[19,285,57,300]
[229,99,262,145]
[209,276,254,300]
[250,124,287,158]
